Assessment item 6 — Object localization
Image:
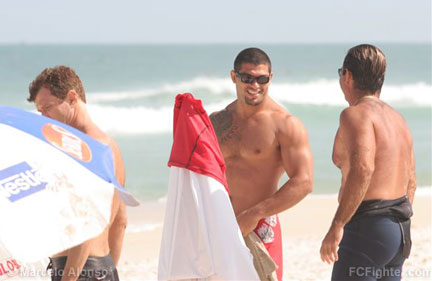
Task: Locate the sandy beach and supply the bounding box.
[116,193,432,281]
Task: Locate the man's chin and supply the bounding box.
[245,98,262,106]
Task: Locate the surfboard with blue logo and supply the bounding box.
[0,106,139,263]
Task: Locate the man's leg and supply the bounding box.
[332,216,404,281]
[331,224,377,281]
[377,252,404,281]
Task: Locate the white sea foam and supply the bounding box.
[87,77,432,106]
[87,77,233,102]
[85,78,431,135]
[88,105,173,135]
[87,100,231,135]
[272,80,432,106]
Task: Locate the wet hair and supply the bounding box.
[343,44,386,93]
[234,47,272,72]
[28,65,86,103]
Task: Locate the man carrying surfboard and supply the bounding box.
[27,66,127,281]
[210,47,314,281]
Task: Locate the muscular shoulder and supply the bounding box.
[339,106,372,131]
[210,103,235,138]
[272,109,309,146]
[270,106,304,134]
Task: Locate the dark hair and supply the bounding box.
[28,65,86,103]
[343,44,386,93]
[234,47,272,72]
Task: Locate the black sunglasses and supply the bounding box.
[235,71,270,84]
[338,68,346,77]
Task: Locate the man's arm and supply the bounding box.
[407,148,417,205]
[236,115,314,236]
[108,142,127,266]
[108,194,127,266]
[61,240,93,281]
[320,108,376,264]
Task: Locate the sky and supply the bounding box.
[0,0,430,44]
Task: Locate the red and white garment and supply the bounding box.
[158,93,259,281]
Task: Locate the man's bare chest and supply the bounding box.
[218,124,278,160]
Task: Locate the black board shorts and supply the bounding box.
[48,254,119,281]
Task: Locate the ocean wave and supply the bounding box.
[87,77,233,102]
[273,80,432,106]
[87,101,231,135]
[87,77,432,107]
[85,78,431,135]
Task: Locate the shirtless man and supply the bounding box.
[28,66,127,281]
[210,48,314,281]
[320,44,416,281]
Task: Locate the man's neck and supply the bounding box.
[235,97,271,119]
[68,102,96,134]
[353,92,380,106]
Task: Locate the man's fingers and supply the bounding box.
[321,244,331,264]
[330,244,338,263]
[319,246,326,262]
[320,242,339,264]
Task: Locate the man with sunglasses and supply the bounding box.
[320,44,416,280]
[210,48,314,281]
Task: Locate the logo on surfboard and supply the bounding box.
[42,124,92,162]
[0,162,47,202]
[0,257,20,279]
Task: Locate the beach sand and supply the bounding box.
[118,194,431,281]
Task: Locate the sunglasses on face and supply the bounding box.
[235,71,270,84]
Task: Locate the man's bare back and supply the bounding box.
[321,45,416,275]
[333,96,415,202]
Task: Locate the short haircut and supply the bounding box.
[234,48,272,72]
[28,65,86,103]
[343,44,386,93]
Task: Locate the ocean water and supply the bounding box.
[0,44,430,202]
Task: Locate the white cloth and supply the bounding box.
[158,167,259,281]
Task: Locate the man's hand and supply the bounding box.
[236,208,261,237]
[320,224,344,264]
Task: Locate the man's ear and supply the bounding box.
[231,70,237,83]
[344,69,355,90]
[66,90,78,105]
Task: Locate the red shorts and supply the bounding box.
[254,215,283,281]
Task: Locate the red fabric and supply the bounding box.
[168,93,229,193]
[254,215,283,281]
